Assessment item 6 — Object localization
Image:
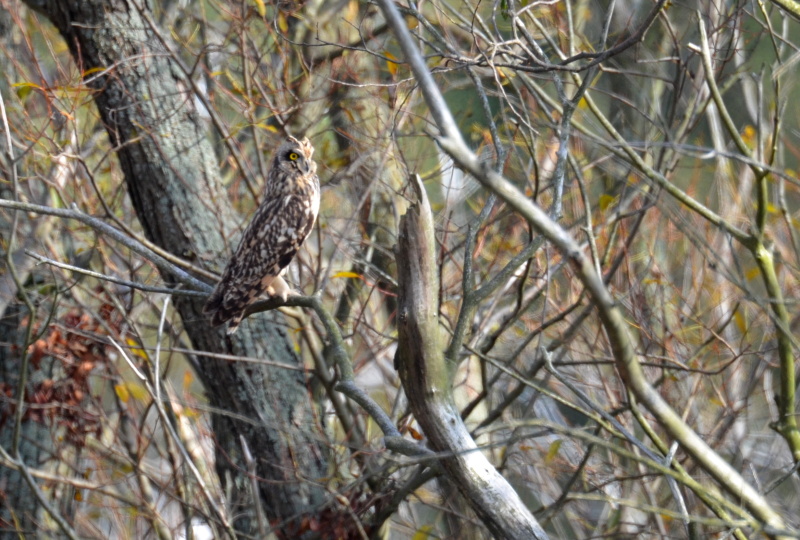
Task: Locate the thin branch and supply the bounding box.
[26,250,207,297]
[108,338,236,538]
[0,198,212,292]
[0,447,81,540]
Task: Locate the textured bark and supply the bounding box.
[21,0,328,535]
[395,175,548,540]
[0,300,51,536]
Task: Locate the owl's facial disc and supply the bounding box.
[285,146,311,174]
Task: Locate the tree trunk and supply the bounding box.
[22,0,328,535]
[0,299,51,536]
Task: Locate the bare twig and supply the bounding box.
[0,198,212,292]
[26,250,207,297]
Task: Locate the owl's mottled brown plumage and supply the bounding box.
[204,136,320,334]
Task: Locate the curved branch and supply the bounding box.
[0,198,211,292]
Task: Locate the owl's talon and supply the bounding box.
[266,276,292,303]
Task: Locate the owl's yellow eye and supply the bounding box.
[288,152,299,160]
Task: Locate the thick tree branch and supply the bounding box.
[394,173,548,540]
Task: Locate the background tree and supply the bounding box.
[1,0,800,539]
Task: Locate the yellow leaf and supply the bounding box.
[184,407,201,420]
[385,51,399,76]
[81,67,105,77]
[224,70,245,97]
[405,14,418,29]
[545,439,562,464]
[598,194,617,212]
[16,86,32,101]
[130,383,149,402]
[74,490,83,502]
[332,271,361,279]
[495,66,514,83]
[277,12,288,33]
[412,525,435,540]
[741,125,756,148]
[126,337,149,360]
[114,384,130,403]
[251,0,266,17]
[183,370,194,390]
[254,122,278,133]
[12,82,42,89]
[118,381,149,403]
[12,82,41,101]
[744,267,761,281]
[733,310,747,335]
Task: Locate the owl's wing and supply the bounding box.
[203,193,317,333]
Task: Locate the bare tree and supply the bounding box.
[2,0,800,539]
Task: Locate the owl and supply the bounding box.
[204,136,320,334]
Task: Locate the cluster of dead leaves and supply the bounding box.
[277,486,389,540]
[0,299,119,447]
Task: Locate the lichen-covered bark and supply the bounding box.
[21,0,327,534]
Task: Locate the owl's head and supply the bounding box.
[272,136,316,177]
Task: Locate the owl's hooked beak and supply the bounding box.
[297,158,312,175]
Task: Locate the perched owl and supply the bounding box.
[204,136,320,334]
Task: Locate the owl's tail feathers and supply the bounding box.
[225,316,243,335]
[203,287,243,334]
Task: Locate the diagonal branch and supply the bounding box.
[375,0,792,536]
[0,198,211,292]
